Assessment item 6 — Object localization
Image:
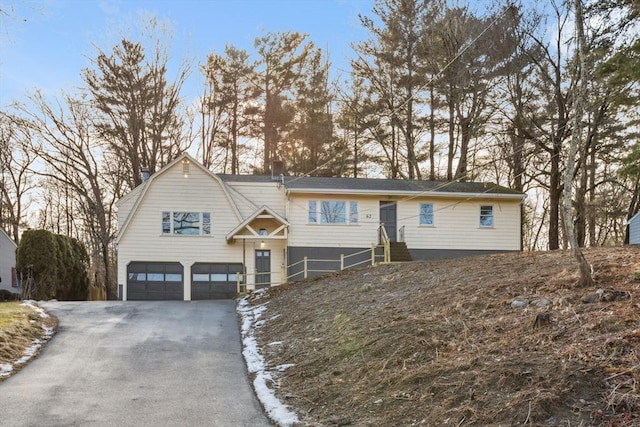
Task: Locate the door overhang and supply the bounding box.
[226,206,289,243]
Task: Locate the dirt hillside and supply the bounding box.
[247,246,640,426]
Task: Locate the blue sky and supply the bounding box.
[0,0,373,105]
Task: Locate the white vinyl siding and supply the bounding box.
[117,162,244,299]
[223,181,285,218]
[630,213,640,244]
[399,200,521,251]
[117,161,288,299]
[288,196,376,247]
[289,195,520,251]
[0,230,17,294]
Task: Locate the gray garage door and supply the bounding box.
[127,262,184,300]
[191,263,243,300]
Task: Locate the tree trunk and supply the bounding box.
[429,84,436,180]
[562,0,593,287]
[549,143,561,250]
[447,86,455,181]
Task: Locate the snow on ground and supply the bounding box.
[0,301,55,378]
[237,295,300,427]
[22,300,50,319]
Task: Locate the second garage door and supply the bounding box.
[127,262,184,300]
[191,263,243,300]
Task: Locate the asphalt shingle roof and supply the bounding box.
[218,174,522,196]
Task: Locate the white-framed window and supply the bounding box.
[349,201,359,223]
[480,205,494,228]
[419,203,434,226]
[308,201,317,223]
[308,200,359,224]
[161,211,212,235]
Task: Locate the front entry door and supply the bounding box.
[379,201,397,242]
[255,250,271,288]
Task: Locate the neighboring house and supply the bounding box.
[629,211,640,245]
[0,228,18,295]
[116,153,525,301]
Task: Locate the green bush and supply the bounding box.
[16,230,58,300]
[16,230,89,300]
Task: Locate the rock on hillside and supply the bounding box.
[247,246,640,426]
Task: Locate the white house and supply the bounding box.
[629,211,640,245]
[116,153,525,301]
[0,228,18,296]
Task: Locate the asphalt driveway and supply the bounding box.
[1,301,271,427]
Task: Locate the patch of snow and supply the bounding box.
[21,300,49,318]
[267,341,283,346]
[1,301,55,378]
[237,297,299,427]
[0,364,13,376]
[275,363,295,372]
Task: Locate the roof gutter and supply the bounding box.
[285,188,525,200]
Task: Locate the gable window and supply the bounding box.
[308,200,358,224]
[480,205,494,228]
[161,211,212,235]
[419,203,434,226]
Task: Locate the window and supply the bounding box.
[480,205,494,227]
[161,211,212,235]
[308,201,317,223]
[191,263,244,283]
[162,212,171,234]
[419,203,434,226]
[349,201,359,223]
[202,212,211,235]
[308,200,359,224]
[321,201,346,223]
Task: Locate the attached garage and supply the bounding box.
[191,262,243,300]
[127,262,184,300]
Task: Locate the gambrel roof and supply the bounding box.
[116,153,242,243]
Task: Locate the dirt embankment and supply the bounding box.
[248,246,640,426]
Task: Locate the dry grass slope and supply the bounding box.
[249,246,640,426]
[0,302,57,381]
